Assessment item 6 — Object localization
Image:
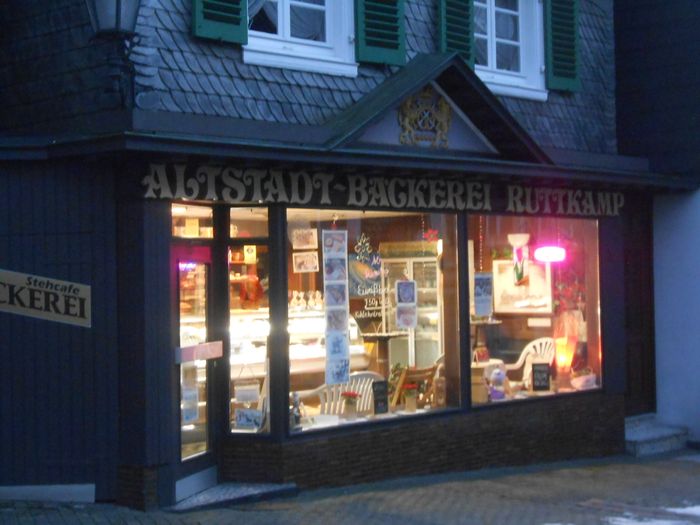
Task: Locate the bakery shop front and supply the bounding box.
[138,160,632,501]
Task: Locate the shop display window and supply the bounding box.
[285,209,460,432]
[468,215,601,406]
[229,207,270,433]
[172,204,214,238]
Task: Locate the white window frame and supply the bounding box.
[243,1,358,78]
[474,0,547,101]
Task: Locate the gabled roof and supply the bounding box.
[324,53,552,164]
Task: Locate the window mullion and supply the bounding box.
[488,0,496,70]
[280,0,290,39]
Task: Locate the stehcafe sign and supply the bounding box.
[143,164,625,217]
[0,269,91,328]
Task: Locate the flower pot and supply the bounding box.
[344,400,357,421]
[405,394,417,413]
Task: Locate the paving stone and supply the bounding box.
[10,453,698,525]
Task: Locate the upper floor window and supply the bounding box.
[473,0,546,100]
[244,0,358,77]
[193,0,406,77]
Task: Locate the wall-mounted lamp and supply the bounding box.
[85,0,140,108]
[85,0,139,37]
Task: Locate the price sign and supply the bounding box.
[532,363,551,391]
[372,380,389,415]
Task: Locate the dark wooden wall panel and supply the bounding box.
[0,160,118,498]
[615,0,700,179]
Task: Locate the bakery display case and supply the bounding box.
[380,242,443,369]
[229,309,368,380]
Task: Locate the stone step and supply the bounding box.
[625,415,689,457]
[167,482,298,513]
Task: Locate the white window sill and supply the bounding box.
[243,31,358,78]
[482,81,548,101]
[243,47,358,77]
[476,69,548,102]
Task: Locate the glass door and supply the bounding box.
[174,245,213,461]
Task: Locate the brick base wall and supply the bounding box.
[116,465,159,510]
[221,393,624,487]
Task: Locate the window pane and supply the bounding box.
[468,215,601,406]
[474,5,488,36]
[179,262,207,346]
[496,12,519,41]
[181,360,208,459]
[249,0,279,35]
[290,5,325,41]
[286,209,460,433]
[229,208,270,434]
[495,0,518,12]
[496,42,520,71]
[475,37,488,66]
[178,262,208,460]
[230,207,269,238]
[172,204,213,238]
[229,245,271,433]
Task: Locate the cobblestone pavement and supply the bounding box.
[2,451,700,524]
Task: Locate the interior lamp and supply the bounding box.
[506,233,530,249]
[555,336,577,373]
[534,246,566,263]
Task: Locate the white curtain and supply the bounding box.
[248,0,325,41]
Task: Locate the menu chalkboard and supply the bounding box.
[372,380,389,414]
[532,363,551,391]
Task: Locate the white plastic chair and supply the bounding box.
[505,337,555,389]
[298,371,384,415]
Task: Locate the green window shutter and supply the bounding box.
[545,0,580,91]
[355,0,406,66]
[192,0,247,45]
[439,0,474,67]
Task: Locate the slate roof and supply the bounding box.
[130,0,617,155]
[0,0,618,157]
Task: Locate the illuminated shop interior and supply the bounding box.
[172,204,603,444]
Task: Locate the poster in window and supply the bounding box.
[291,228,318,250]
[235,408,263,430]
[396,305,417,329]
[322,230,347,255]
[492,260,552,314]
[181,387,199,424]
[243,244,257,264]
[396,280,417,305]
[323,257,347,281]
[324,283,347,307]
[473,272,493,317]
[292,251,319,273]
[326,357,350,385]
[322,230,351,386]
[326,331,350,358]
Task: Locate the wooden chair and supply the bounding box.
[390,364,438,408]
[298,371,384,415]
[505,337,555,389]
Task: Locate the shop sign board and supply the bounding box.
[144,164,626,217]
[0,268,91,328]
